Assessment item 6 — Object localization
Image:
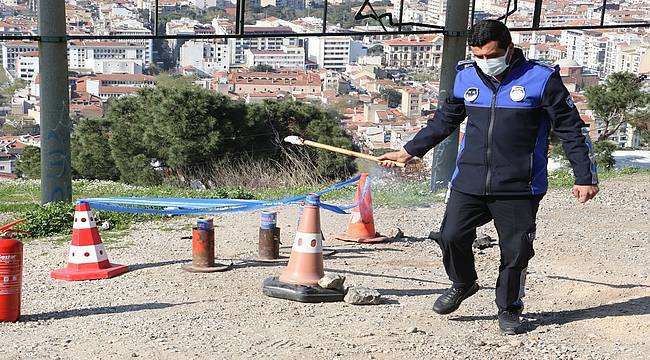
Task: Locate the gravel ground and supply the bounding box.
[1,174,648,360]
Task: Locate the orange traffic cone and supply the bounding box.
[336,173,387,243]
[262,194,344,302]
[51,203,128,281]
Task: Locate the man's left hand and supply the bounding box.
[572,185,599,204]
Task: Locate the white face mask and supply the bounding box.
[475,47,510,77]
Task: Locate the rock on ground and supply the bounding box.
[318,273,345,290]
[344,287,382,305]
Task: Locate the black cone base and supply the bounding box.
[262,276,344,303]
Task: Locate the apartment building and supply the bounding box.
[68,41,148,71]
[106,19,154,66]
[560,29,607,73]
[604,38,650,76]
[180,39,230,74]
[166,18,216,60]
[425,0,447,27]
[227,71,321,95]
[307,37,352,72]
[400,87,422,118]
[1,41,38,74]
[77,74,155,101]
[235,26,302,65]
[15,51,38,81]
[382,35,443,68]
[244,46,305,69]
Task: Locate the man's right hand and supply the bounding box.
[377,148,414,168]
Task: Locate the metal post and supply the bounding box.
[38,0,71,204]
[429,0,471,192]
[532,0,543,28]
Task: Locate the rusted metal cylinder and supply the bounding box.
[182,217,230,273]
[259,212,280,260]
[191,225,215,268]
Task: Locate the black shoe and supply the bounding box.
[498,308,523,335]
[433,283,479,315]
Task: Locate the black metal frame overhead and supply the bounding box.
[0,0,648,41]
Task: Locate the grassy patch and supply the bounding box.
[548,167,650,189]
[2,168,647,239]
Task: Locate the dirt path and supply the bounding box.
[1,175,648,359]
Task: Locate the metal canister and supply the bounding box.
[260,212,277,230]
[0,236,23,322]
[259,212,280,260]
[196,217,214,231]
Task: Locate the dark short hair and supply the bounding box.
[468,20,512,49]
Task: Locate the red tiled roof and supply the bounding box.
[383,35,442,46]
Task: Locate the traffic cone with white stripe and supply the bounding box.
[51,202,128,281]
[336,173,387,243]
[262,194,344,302]
[279,194,324,285]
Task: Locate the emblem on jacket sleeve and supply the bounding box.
[566,95,576,108]
[510,86,526,102]
[464,87,479,102]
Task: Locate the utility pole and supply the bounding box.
[430,0,471,192]
[38,0,71,204]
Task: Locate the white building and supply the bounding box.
[234,26,301,65]
[426,0,447,27]
[179,39,230,74]
[244,46,305,69]
[560,29,607,74]
[79,74,155,101]
[68,41,148,71]
[1,41,39,74]
[16,51,39,81]
[90,59,144,74]
[166,18,216,60]
[400,87,421,118]
[603,37,650,77]
[307,36,352,72]
[106,19,154,66]
[382,35,443,68]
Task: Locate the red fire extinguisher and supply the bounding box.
[0,219,28,323]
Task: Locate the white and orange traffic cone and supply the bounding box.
[262,194,344,302]
[51,203,128,281]
[336,173,387,243]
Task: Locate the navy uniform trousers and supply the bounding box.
[439,189,543,311]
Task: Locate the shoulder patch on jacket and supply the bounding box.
[456,59,476,71]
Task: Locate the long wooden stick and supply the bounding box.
[284,136,406,168]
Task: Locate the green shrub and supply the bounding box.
[593,140,617,171]
[14,202,154,239]
[16,202,74,238]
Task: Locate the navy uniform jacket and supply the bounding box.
[404,48,598,196]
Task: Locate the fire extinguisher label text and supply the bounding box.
[0,254,17,263]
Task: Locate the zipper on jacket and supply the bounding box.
[485,92,497,195]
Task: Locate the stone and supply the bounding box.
[100,221,111,230]
[318,274,346,290]
[344,287,381,305]
[406,326,418,334]
[386,227,404,239]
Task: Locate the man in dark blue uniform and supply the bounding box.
[379,20,599,334]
